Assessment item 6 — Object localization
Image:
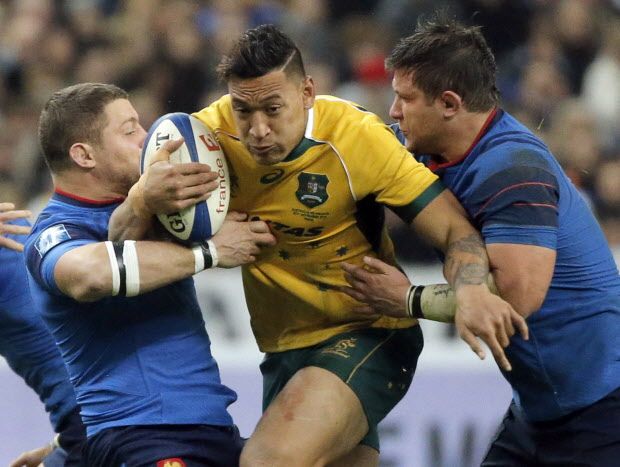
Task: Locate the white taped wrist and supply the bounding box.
[418,276,498,323]
[419,284,456,323]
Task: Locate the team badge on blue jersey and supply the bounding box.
[296,173,329,208]
[35,224,71,257]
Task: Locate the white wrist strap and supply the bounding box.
[192,241,219,273]
[122,240,140,297]
[207,240,219,268]
[193,245,205,273]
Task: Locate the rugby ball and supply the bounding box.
[140,112,230,243]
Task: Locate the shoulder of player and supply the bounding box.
[193,94,238,140]
[27,211,106,253]
[37,200,111,228]
[311,95,395,143]
[463,144,560,206]
[475,140,556,178]
[314,95,386,127]
[482,112,554,163]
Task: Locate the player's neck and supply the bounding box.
[441,110,495,163]
[53,173,128,202]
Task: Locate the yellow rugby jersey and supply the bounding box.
[193,95,444,352]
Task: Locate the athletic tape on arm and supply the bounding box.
[104,241,121,296]
[122,240,140,297]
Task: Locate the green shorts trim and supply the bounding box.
[260,325,424,451]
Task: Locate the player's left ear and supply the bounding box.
[302,76,316,109]
[440,91,462,118]
[69,143,96,169]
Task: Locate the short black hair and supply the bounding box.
[386,13,499,112]
[38,83,128,173]
[216,24,306,81]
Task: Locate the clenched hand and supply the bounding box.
[211,212,277,267]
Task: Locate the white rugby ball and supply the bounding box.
[140,112,230,243]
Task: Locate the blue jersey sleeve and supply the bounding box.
[468,149,560,249]
[25,222,99,295]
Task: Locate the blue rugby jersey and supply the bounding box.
[24,191,237,437]
[0,217,78,431]
[393,111,620,421]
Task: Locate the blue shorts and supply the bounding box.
[57,407,86,467]
[482,385,620,466]
[83,424,244,467]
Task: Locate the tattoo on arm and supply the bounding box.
[443,233,489,289]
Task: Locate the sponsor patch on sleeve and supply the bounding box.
[35,224,71,257]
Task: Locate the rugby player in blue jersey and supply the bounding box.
[24,83,276,467]
[341,14,620,467]
[0,203,85,467]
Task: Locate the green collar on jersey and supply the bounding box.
[284,137,323,162]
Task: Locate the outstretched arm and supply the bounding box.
[342,188,529,371]
[340,255,529,371]
[341,256,495,321]
[55,212,276,302]
[341,256,525,325]
[410,189,526,370]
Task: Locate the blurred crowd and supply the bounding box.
[1,0,619,255]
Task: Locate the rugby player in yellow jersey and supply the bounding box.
[193,25,525,467]
[119,24,527,467]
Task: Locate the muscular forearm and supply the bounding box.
[409,191,490,291]
[443,230,489,290]
[108,179,153,241]
[55,240,202,302]
[108,198,153,241]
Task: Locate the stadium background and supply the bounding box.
[0,0,618,465]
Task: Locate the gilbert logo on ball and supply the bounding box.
[141,113,230,242]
